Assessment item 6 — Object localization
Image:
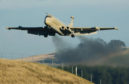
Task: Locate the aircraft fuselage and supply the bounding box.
[44,15,72,36]
[7,14,118,38]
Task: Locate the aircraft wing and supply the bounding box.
[70,27,118,34]
[7,26,55,37]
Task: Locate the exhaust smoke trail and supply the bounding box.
[52,36,126,64]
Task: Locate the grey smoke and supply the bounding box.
[52,36,126,64]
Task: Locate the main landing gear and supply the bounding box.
[71,34,75,38]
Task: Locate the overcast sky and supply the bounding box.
[0,0,129,59]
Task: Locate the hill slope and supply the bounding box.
[0,59,93,84]
[16,53,54,62]
[18,49,129,67]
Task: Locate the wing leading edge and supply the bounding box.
[7,26,56,37]
[7,26,43,30]
[71,27,118,34]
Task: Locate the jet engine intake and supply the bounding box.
[61,26,65,30]
[67,27,69,29]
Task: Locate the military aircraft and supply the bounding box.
[7,14,118,37]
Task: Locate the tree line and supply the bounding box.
[57,65,129,84]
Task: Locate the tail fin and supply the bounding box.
[68,16,74,27]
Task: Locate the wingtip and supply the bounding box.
[6,27,10,30]
[114,27,118,30]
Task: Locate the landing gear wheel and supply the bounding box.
[44,34,48,38]
[71,34,75,38]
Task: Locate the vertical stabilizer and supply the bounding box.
[68,16,74,27]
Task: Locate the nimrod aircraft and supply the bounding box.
[7,14,118,37]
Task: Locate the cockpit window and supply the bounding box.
[47,14,52,18]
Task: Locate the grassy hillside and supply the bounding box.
[18,49,129,67]
[16,53,54,62]
[0,59,93,84]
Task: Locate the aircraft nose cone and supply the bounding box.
[45,17,52,26]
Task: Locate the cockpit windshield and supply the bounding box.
[46,14,52,18]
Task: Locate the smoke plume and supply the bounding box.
[52,36,126,64]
